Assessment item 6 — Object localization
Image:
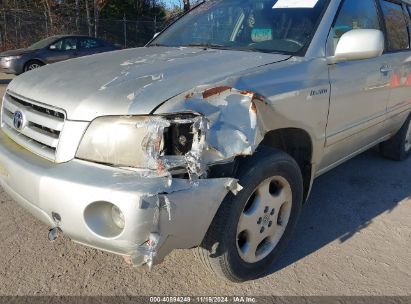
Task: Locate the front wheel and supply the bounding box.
[196,149,303,282]
[24,61,44,72]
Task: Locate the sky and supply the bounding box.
[163,0,182,8]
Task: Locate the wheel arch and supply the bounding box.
[256,128,314,201]
[23,59,45,70]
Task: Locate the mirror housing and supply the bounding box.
[49,45,57,50]
[328,29,384,64]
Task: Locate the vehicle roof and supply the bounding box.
[49,34,99,39]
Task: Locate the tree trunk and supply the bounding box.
[85,0,92,36]
[94,0,99,37]
[42,0,53,31]
[75,0,80,33]
[183,0,190,12]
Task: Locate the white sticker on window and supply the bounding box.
[273,0,319,9]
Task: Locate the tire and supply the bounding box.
[380,114,411,161]
[24,60,44,72]
[196,148,303,282]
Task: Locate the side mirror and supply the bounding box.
[153,32,160,39]
[49,45,57,50]
[328,29,384,64]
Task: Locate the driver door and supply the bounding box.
[320,0,391,169]
[45,37,78,64]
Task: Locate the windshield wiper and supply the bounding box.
[249,49,289,55]
[184,44,290,55]
[149,43,167,47]
[228,46,288,55]
[184,43,228,50]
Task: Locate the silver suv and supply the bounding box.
[0,0,410,282]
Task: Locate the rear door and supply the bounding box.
[378,0,411,133]
[321,0,391,169]
[77,37,107,57]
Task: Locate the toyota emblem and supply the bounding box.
[13,111,25,131]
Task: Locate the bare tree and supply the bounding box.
[183,0,190,12]
[42,0,54,29]
[85,0,92,36]
[94,0,98,37]
[75,0,80,32]
[94,0,109,37]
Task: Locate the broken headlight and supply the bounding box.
[76,115,197,169]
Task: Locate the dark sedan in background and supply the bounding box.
[0,35,120,75]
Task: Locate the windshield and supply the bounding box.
[151,0,329,54]
[28,36,60,50]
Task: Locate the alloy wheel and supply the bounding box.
[27,63,41,71]
[236,176,292,264]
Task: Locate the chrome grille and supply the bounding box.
[1,92,65,161]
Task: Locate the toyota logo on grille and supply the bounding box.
[13,111,25,131]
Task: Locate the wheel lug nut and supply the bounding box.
[270,208,275,216]
[268,221,272,227]
[257,217,262,225]
[264,206,269,213]
[260,227,265,233]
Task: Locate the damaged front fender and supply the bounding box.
[152,85,271,172]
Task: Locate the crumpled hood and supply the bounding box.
[8,47,290,121]
[0,48,34,57]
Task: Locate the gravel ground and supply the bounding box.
[0,74,410,296]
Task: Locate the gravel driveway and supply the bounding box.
[0,73,410,296]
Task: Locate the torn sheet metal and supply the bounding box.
[117,115,209,179]
[179,86,264,163]
[129,177,239,267]
[225,179,244,195]
[181,116,208,182]
[136,116,171,173]
[154,86,265,166]
[134,233,161,268]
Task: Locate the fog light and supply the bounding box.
[111,205,125,229]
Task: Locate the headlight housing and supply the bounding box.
[2,56,22,61]
[76,115,198,171]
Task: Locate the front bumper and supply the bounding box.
[0,59,22,75]
[0,129,233,266]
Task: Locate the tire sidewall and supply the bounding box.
[402,115,411,157]
[220,153,303,281]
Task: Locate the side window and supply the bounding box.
[331,0,381,53]
[79,38,101,49]
[50,38,77,51]
[380,0,409,51]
